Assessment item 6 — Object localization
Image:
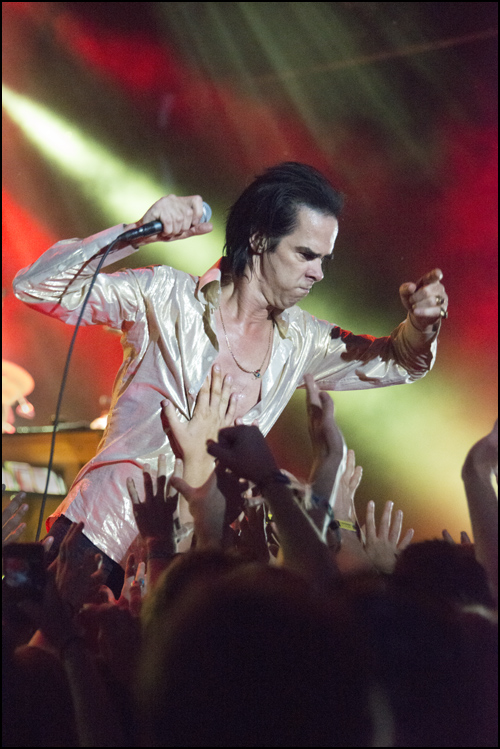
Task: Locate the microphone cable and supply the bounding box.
[34,202,212,541]
[35,230,131,541]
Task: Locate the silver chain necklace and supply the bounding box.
[218,306,273,379]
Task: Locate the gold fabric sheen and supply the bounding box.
[13,224,439,565]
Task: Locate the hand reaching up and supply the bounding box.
[304,374,346,502]
[50,522,105,612]
[331,449,363,525]
[127,454,180,548]
[2,488,29,546]
[442,529,473,546]
[207,424,279,486]
[169,471,227,550]
[362,500,414,574]
[461,418,498,604]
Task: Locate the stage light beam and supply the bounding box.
[2,84,223,273]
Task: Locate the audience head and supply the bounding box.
[350,582,497,747]
[391,539,495,609]
[139,563,376,747]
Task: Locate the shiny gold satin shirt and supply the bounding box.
[13,224,439,565]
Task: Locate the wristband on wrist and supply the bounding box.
[330,519,358,532]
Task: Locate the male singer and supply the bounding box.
[13,162,448,586]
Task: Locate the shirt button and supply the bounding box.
[207,356,213,362]
[189,388,195,395]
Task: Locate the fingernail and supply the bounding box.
[21,504,29,512]
[214,364,220,372]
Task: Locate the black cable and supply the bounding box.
[33,210,209,541]
[35,234,125,541]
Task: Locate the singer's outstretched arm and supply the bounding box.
[12,194,213,328]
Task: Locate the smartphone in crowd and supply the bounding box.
[2,542,46,603]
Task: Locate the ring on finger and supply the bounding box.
[436,294,445,305]
[440,307,448,320]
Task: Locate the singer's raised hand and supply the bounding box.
[128,194,213,244]
[399,268,448,333]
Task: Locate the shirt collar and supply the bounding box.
[196,257,290,338]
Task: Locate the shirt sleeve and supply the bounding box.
[12,224,148,329]
[302,314,439,391]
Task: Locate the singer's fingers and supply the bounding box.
[166,223,213,242]
[180,204,195,234]
[415,268,443,289]
[190,195,204,225]
[167,204,188,237]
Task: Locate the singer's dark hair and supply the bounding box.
[223,162,344,278]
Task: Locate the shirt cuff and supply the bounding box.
[403,313,441,351]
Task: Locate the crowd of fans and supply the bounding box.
[2,370,498,747]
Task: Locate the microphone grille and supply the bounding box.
[201,202,212,223]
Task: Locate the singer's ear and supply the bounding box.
[250,233,267,254]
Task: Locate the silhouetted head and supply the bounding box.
[139,563,375,747]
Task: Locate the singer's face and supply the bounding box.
[256,206,338,311]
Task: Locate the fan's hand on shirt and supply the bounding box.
[399,268,448,333]
[162,365,238,486]
[126,194,213,244]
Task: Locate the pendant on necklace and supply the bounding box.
[253,371,261,379]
